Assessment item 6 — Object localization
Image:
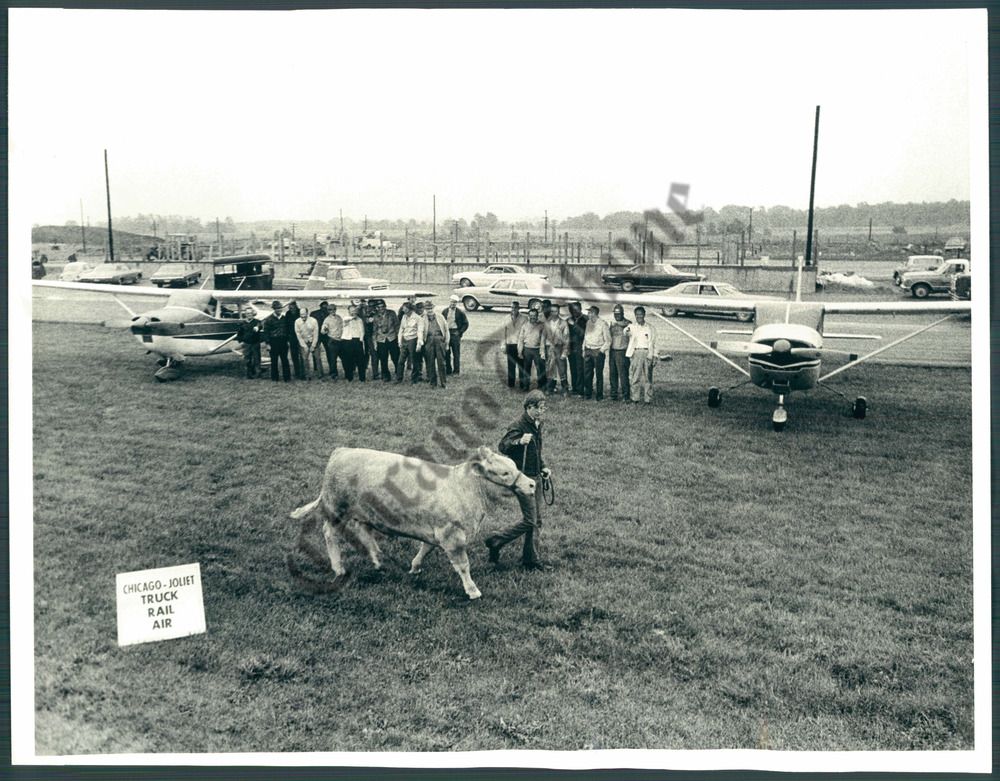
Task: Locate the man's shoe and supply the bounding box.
[485,538,501,564]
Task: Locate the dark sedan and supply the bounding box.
[601,263,703,292]
[150,263,202,288]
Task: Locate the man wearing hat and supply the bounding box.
[485,389,552,570]
[444,294,469,376]
[422,300,450,388]
[262,300,292,382]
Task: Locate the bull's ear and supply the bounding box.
[477,445,491,460]
[470,459,485,475]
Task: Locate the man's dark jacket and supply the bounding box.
[262,313,286,343]
[236,319,261,344]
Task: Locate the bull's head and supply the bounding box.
[470,445,536,498]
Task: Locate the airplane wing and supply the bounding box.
[32,280,434,301]
[494,285,757,314]
[821,300,971,315]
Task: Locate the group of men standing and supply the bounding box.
[503,299,658,403]
[235,295,469,387]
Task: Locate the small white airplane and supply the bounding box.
[502,264,971,430]
[32,279,432,381]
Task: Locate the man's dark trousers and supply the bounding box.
[268,339,291,382]
[396,338,421,383]
[446,331,462,374]
[568,348,584,395]
[506,344,526,389]
[324,339,341,379]
[377,339,400,381]
[583,348,606,400]
[609,348,630,400]
[522,347,546,391]
[244,344,261,378]
[425,337,448,387]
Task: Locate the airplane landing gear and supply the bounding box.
[852,396,867,419]
[772,394,788,432]
[154,357,183,383]
[708,387,721,407]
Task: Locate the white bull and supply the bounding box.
[288,446,536,599]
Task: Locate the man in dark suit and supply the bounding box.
[263,300,292,382]
[444,294,470,376]
[566,301,587,396]
[285,300,304,379]
[236,307,263,378]
[484,390,552,570]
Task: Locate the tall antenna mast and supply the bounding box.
[104,149,115,262]
[804,106,820,267]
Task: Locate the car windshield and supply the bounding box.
[660,264,680,274]
[715,283,739,296]
[156,264,186,273]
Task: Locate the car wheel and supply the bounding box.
[621,281,636,292]
[707,387,721,408]
[460,278,473,287]
[662,306,678,317]
[155,282,163,288]
[463,297,479,312]
[911,283,931,299]
[736,311,753,323]
[852,396,867,420]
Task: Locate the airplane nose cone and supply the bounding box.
[772,339,791,354]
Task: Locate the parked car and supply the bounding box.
[78,263,142,284]
[645,281,777,322]
[950,271,971,301]
[60,260,96,282]
[452,264,543,288]
[324,265,389,291]
[899,258,970,298]
[601,263,703,292]
[150,263,202,288]
[454,274,549,311]
[892,255,942,286]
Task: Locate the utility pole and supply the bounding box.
[747,208,753,253]
[216,217,221,250]
[363,215,367,233]
[432,195,436,243]
[79,199,87,253]
[804,106,820,268]
[544,210,548,243]
[104,149,114,262]
[868,217,873,242]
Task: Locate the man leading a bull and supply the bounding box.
[484,390,552,571]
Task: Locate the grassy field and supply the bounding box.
[30,321,973,754]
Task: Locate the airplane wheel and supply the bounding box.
[707,387,721,408]
[154,366,182,382]
[852,396,867,419]
[772,419,786,432]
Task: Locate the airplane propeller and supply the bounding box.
[710,339,856,362]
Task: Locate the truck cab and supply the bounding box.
[900,258,970,298]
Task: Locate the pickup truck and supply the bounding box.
[899,258,970,298]
[950,272,971,301]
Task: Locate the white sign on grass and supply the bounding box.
[116,563,206,647]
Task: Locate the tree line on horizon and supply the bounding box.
[48,199,969,242]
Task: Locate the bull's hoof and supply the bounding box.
[408,566,422,575]
[466,588,482,600]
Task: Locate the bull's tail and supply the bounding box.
[290,497,322,522]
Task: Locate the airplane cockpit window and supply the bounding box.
[204,298,219,316]
[219,304,241,319]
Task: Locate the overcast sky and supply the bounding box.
[9,7,987,225]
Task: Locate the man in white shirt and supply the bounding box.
[294,307,321,379]
[395,301,425,384]
[582,305,611,401]
[517,308,548,392]
[503,301,528,390]
[320,304,343,380]
[340,303,367,381]
[625,305,656,403]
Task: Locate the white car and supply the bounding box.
[60,261,97,282]
[452,264,546,288]
[646,280,778,322]
[455,275,549,311]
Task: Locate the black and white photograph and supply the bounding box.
[9,5,991,773]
